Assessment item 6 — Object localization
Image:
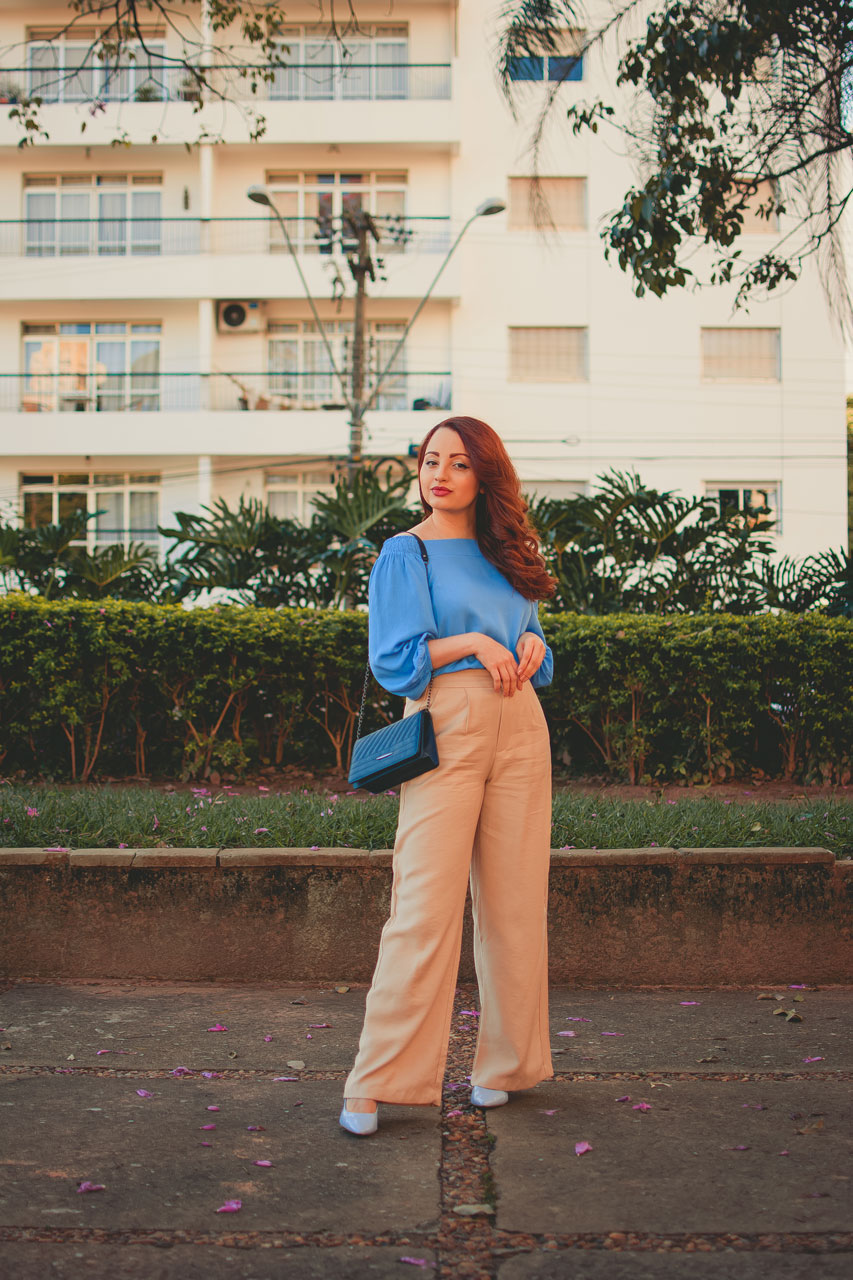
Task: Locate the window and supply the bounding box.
[265,465,343,523]
[272,24,409,100]
[705,484,780,533]
[23,174,162,257]
[508,177,587,230]
[21,322,161,412]
[508,327,588,382]
[20,470,161,550]
[268,320,407,409]
[27,28,170,103]
[522,480,587,502]
[701,328,780,381]
[265,170,407,253]
[508,29,584,82]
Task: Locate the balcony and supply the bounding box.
[2,370,452,414]
[0,217,459,301]
[0,61,458,147]
[1,370,451,458]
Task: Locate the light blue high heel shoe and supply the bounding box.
[339,1101,379,1135]
[470,1085,509,1108]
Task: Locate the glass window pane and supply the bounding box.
[58,491,88,522]
[129,489,158,536]
[65,43,96,103]
[98,190,127,255]
[59,192,91,255]
[129,339,160,410]
[95,490,124,542]
[25,192,56,256]
[508,56,543,81]
[269,338,299,397]
[548,55,583,81]
[24,491,54,528]
[341,39,371,99]
[267,489,301,519]
[130,190,161,253]
[271,39,301,99]
[58,473,89,484]
[57,339,91,409]
[29,43,60,102]
[23,339,56,411]
[95,341,125,410]
[375,40,408,99]
[303,39,336,99]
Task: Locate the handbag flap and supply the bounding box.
[350,709,428,776]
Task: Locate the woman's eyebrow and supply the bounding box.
[425,450,470,458]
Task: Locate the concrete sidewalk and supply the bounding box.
[0,980,851,1278]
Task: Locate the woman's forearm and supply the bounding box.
[427,632,481,669]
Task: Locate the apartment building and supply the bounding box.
[0,0,846,566]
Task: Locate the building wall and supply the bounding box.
[0,0,846,566]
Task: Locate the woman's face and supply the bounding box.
[419,427,480,514]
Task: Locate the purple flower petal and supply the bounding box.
[557,1031,576,1037]
[247,1125,265,1131]
[680,1001,701,1006]
[263,1035,273,1042]
[135,1089,153,1098]
[566,1017,592,1022]
[308,1023,331,1028]
[803,1056,824,1063]
[215,1199,242,1213]
[615,1095,631,1102]
[76,1181,105,1193]
[206,1105,220,1111]
[172,1067,193,1076]
[542,1109,558,1115]
[575,1140,592,1156]
[446,1108,463,1118]
[632,1101,651,1111]
[200,1123,216,1130]
[601,1032,624,1036]
[273,1076,299,1082]
[254,1159,273,1167]
[207,1023,228,1032]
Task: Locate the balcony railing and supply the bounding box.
[4,61,452,104]
[0,217,453,257]
[2,371,453,413]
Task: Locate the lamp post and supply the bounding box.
[246,186,505,481]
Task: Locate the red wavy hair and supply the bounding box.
[417,416,556,601]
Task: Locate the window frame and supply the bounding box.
[19,469,162,551]
[23,173,163,257]
[704,482,781,534]
[508,325,589,383]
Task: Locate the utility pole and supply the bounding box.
[343,209,381,483]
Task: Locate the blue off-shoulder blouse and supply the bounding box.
[367,534,554,698]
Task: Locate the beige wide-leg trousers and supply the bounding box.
[344,668,553,1106]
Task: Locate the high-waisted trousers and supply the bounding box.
[343,668,554,1106]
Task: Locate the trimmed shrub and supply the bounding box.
[0,595,850,784]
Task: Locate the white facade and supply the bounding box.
[0,0,846,563]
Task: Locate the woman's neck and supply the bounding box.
[425,511,477,539]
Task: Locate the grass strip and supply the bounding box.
[0,786,850,858]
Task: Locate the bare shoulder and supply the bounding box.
[391,522,431,539]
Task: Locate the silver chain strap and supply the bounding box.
[354,533,431,744]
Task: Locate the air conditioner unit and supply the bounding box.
[217,300,265,333]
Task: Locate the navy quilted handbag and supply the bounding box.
[347,535,439,793]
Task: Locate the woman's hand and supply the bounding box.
[472,634,522,697]
[516,631,547,688]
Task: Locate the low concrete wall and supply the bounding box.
[1,847,851,985]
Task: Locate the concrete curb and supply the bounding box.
[1,847,850,985]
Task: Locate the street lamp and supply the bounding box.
[246,184,505,476]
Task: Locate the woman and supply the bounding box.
[340,416,557,1136]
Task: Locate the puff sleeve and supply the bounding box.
[524,600,554,690]
[368,540,438,697]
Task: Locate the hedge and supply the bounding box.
[0,595,851,784]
